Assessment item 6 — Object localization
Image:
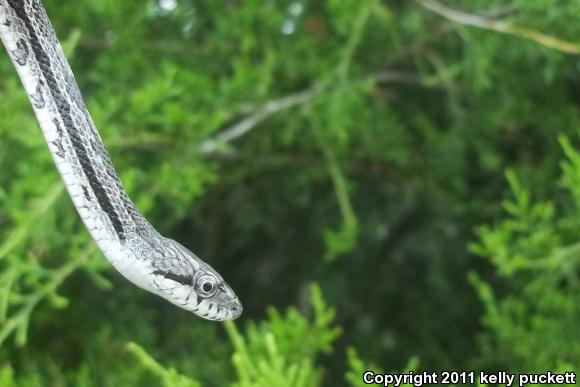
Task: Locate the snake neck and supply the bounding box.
[0,0,151,245]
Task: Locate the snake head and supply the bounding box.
[189,260,243,321]
[150,240,242,321]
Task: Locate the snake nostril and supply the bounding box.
[230,300,242,315]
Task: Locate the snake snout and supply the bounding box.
[229,298,243,319]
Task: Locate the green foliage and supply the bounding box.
[226,284,340,387]
[2,0,580,385]
[470,135,580,371]
[127,342,201,387]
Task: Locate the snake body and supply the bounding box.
[0,0,242,320]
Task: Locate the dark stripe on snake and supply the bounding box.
[8,0,125,237]
[152,270,193,286]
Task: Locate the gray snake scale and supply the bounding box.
[0,0,242,320]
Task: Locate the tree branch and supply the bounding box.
[200,86,323,154]
[416,0,580,55]
[201,71,427,154]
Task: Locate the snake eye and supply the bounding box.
[202,281,213,293]
[196,274,218,297]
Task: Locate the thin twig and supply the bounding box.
[387,3,517,67]
[364,71,423,85]
[200,86,324,154]
[416,0,580,55]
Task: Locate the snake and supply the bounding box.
[0,0,242,321]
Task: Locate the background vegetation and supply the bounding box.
[1,0,580,385]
